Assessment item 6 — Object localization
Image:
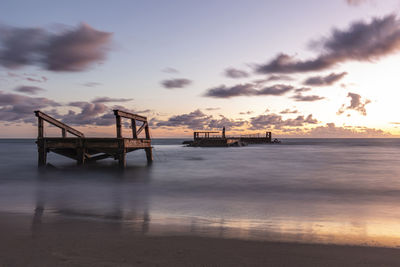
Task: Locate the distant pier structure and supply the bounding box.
[34,109,152,168]
[185,127,278,147]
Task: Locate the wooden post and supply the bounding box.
[266,132,272,142]
[76,140,85,165]
[38,118,43,138]
[145,123,150,140]
[37,139,47,167]
[118,150,126,168]
[116,115,122,138]
[62,128,66,138]
[145,147,153,164]
[131,119,137,139]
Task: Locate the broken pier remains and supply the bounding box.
[185,127,278,147]
[35,109,152,168]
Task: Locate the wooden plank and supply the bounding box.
[113,110,147,122]
[34,111,84,138]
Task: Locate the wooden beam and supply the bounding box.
[34,111,84,138]
[87,153,112,162]
[131,119,137,139]
[136,121,146,136]
[113,110,147,122]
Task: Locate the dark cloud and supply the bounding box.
[61,102,114,126]
[266,75,294,82]
[337,92,371,116]
[0,23,112,71]
[161,78,192,89]
[292,93,325,102]
[250,113,318,130]
[204,84,255,98]
[92,97,133,103]
[155,109,246,130]
[304,72,348,86]
[224,68,249,78]
[0,91,60,123]
[257,84,293,96]
[156,109,210,129]
[13,86,45,95]
[256,15,400,73]
[280,109,298,114]
[294,87,312,93]
[204,83,294,98]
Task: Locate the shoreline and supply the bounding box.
[1,212,400,266]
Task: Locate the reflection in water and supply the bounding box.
[1,139,400,247]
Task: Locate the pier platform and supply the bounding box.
[35,110,152,168]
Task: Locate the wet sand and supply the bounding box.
[1,213,400,266]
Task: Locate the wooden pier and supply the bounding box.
[184,127,278,147]
[35,109,153,168]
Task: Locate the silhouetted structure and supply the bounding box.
[184,128,277,147]
[34,109,152,168]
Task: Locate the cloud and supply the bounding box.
[205,107,220,111]
[92,97,133,103]
[13,86,45,95]
[0,23,112,71]
[224,67,249,78]
[337,92,371,116]
[83,82,101,87]
[346,0,370,6]
[0,91,60,123]
[302,123,390,137]
[155,109,246,130]
[266,75,294,82]
[294,87,312,93]
[156,109,210,129]
[304,72,348,86]
[162,67,179,74]
[257,84,293,96]
[59,102,115,126]
[204,83,294,98]
[250,113,318,130]
[161,78,192,89]
[1,72,48,83]
[292,93,325,102]
[204,84,255,98]
[239,111,254,115]
[256,14,400,73]
[280,109,298,114]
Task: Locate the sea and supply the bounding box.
[1,138,400,248]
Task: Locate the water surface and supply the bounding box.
[1,138,400,247]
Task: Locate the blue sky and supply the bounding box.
[1,0,400,137]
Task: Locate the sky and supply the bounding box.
[1,0,400,138]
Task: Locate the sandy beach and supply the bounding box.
[0,212,399,267]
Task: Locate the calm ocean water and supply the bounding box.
[1,138,400,247]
